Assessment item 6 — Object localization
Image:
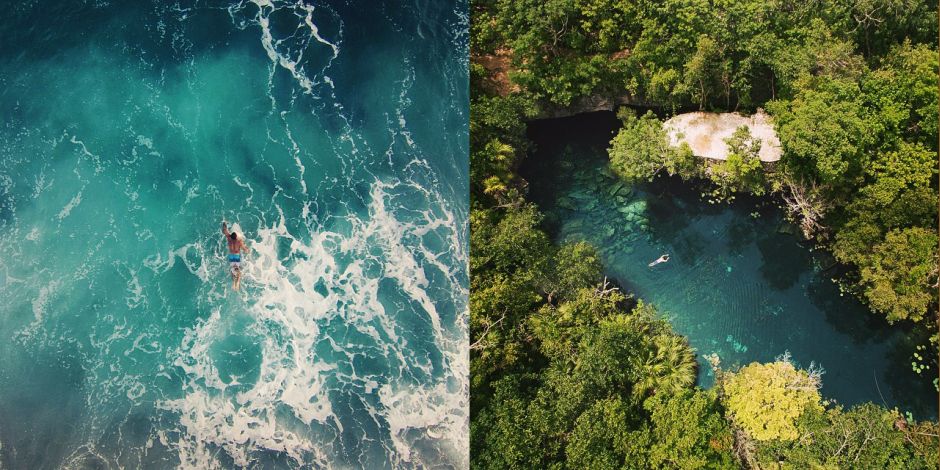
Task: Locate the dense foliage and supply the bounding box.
[474,0,936,108]
[755,403,940,469]
[469,0,938,468]
[608,109,698,182]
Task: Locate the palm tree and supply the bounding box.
[633,333,697,400]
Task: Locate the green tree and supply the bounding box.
[767,79,874,194]
[471,373,548,469]
[860,141,936,209]
[470,94,539,201]
[630,302,697,399]
[572,313,651,401]
[470,206,551,390]
[754,403,932,469]
[863,41,939,149]
[474,139,517,203]
[706,126,766,200]
[859,227,938,323]
[682,35,727,110]
[608,109,697,183]
[531,287,626,362]
[633,332,697,399]
[645,389,737,469]
[542,241,603,302]
[566,397,651,470]
[831,142,938,295]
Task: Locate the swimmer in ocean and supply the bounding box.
[648,253,670,267]
[222,221,250,291]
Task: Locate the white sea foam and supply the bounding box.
[31,280,59,324]
[143,242,211,283]
[125,270,145,309]
[56,191,83,220]
[245,0,342,96]
[161,178,467,468]
[300,2,339,60]
[68,134,104,174]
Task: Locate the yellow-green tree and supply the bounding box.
[723,359,824,441]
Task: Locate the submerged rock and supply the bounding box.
[625,200,647,214]
[557,197,577,210]
[608,181,625,196]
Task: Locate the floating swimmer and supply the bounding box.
[221,221,251,291]
[648,254,670,267]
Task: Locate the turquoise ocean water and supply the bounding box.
[523,112,936,419]
[0,1,468,468]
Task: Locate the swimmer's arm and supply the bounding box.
[241,241,251,257]
[221,221,230,237]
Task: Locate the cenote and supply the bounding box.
[521,111,937,419]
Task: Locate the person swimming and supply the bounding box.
[648,253,670,267]
[221,221,251,291]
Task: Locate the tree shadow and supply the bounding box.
[642,176,718,252]
[756,233,811,291]
[880,329,938,420]
[806,276,894,345]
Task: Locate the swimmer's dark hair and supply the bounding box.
[230,232,238,240]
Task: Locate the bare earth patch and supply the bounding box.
[474,48,520,97]
[664,111,782,162]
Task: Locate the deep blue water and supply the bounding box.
[0,1,468,468]
[522,112,936,420]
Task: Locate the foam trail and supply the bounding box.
[162,179,467,468]
[246,0,342,95]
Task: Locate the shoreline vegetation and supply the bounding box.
[469,0,939,468]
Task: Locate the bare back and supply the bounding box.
[222,222,249,255]
[228,236,250,255]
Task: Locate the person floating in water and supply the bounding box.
[222,221,250,291]
[648,253,670,267]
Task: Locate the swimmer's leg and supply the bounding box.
[230,264,238,290]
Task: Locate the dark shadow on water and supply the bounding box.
[806,276,893,345]
[668,231,708,264]
[725,215,758,256]
[756,233,812,291]
[882,331,937,418]
[643,183,702,255]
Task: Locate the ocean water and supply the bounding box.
[0,1,468,468]
[523,112,937,419]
